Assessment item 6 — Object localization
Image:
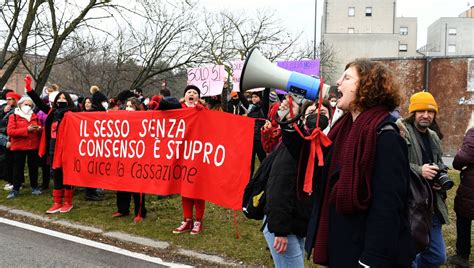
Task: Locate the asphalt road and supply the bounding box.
[0,219,185,268]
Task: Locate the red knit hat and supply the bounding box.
[6,92,21,101]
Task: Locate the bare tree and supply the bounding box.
[0,0,45,89]
[123,0,208,91]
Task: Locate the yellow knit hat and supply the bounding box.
[408,92,438,114]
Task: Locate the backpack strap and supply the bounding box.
[377,121,398,135]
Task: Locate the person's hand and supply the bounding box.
[5,142,10,149]
[280,96,300,120]
[3,105,11,113]
[262,120,272,131]
[432,183,442,191]
[24,75,33,92]
[421,164,439,180]
[27,125,37,132]
[273,236,288,254]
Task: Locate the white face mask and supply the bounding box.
[21,105,32,114]
[102,101,109,110]
[125,107,134,111]
[330,101,337,107]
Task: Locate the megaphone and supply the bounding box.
[240,48,320,101]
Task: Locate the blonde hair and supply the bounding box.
[47,84,59,93]
[90,85,100,94]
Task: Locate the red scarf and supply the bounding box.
[313,105,389,264]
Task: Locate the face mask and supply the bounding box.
[125,107,134,111]
[56,102,68,109]
[330,101,337,107]
[306,114,329,131]
[102,101,109,110]
[21,106,32,114]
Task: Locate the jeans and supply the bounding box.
[455,213,472,257]
[412,214,447,267]
[263,223,305,268]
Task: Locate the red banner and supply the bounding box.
[55,109,255,210]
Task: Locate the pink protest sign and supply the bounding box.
[187,65,226,97]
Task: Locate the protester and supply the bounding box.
[154,85,207,235]
[113,97,147,222]
[397,91,451,267]
[6,96,42,198]
[247,88,270,176]
[226,90,248,115]
[446,125,474,268]
[25,75,78,213]
[262,97,330,267]
[80,96,103,201]
[90,85,108,111]
[304,60,415,267]
[0,91,20,191]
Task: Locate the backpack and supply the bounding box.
[379,122,433,253]
[242,145,280,220]
[407,168,433,252]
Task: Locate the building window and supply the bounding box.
[400,27,408,35]
[365,7,372,16]
[448,45,456,53]
[448,28,457,35]
[348,27,355,33]
[399,44,408,52]
[348,7,355,17]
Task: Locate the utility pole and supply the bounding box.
[314,0,318,59]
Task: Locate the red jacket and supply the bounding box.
[7,112,42,151]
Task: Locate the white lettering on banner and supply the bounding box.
[187,65,225,97]
[139,118,185,139]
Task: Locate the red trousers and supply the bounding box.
[182,197,205,221]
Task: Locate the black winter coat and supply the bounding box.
[305,119,416,267]
[264,127,312,237]
[453,128,474,219]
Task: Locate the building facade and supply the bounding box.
[418,7,474,56]
[321,0,418,82]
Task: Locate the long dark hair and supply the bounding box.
[81,96,95,112]
[53,91,77,112]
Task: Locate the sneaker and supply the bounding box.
[32,188,42,195]
[190,221,203,235]
[173,219,193,234]
[133,215,143,223]
[4,183,13,191]
[6,190,19,199]
[447,255,469,268]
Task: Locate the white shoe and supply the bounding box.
[4,184,13,191]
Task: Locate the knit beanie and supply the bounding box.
[408,91,438,114]
[6,92,21,101]
[183,85,201,97]
[269,91,278,102]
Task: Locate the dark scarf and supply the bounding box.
[313,105,389,264]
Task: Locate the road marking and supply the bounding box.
[0,217,192,268]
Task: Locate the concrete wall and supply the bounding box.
[324,0,395,34]
[426,18,474,56]
[395,17,418,56]
[376,57,474,156]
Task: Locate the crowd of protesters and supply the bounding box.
[0,62,472,267]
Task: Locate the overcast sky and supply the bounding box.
[201,0,471,49]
